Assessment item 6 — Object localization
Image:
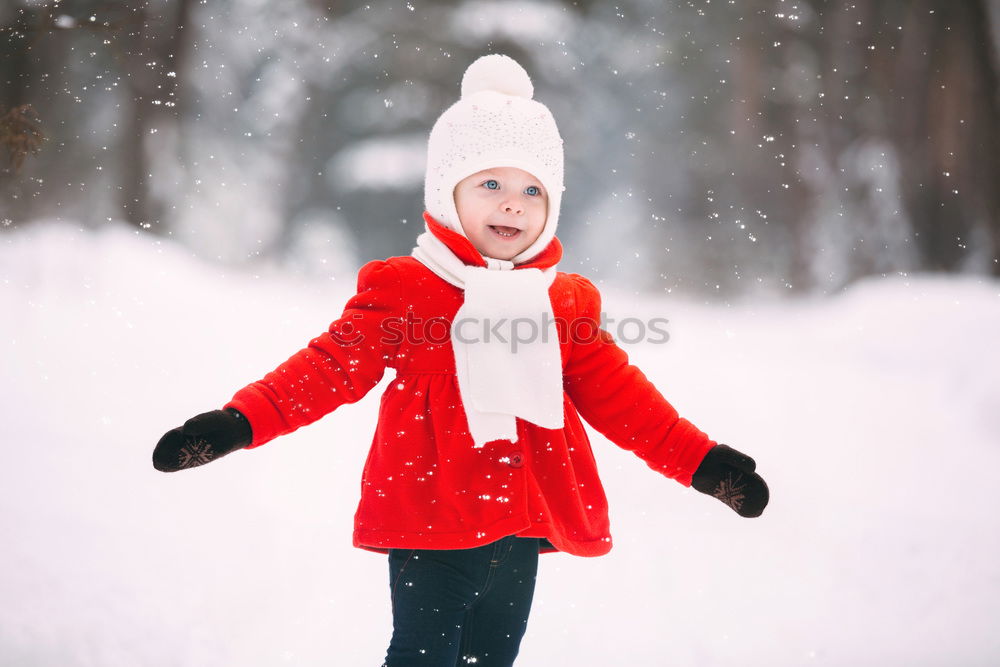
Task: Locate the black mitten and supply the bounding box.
[152,408,253,472]
[691,444,769,517]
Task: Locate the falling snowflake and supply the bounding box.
[177,438,215,469]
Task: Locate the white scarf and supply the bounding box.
[412,229,565,447]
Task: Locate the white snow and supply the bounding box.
[2,221,998,665]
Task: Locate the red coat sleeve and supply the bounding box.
[562,274,715,486]
[225,260,401,448]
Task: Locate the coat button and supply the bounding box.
[506,451,524,468]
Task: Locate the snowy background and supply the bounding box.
[3,0,1000,663]
[2,221,998,666]
[5,0,1000,295]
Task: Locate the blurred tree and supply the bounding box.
[0,0,194,231]
[115,0,195,232]
[635,0,817,292]
[0,103,44,173]
[648,0,1000,292]
[1,0,997,292]
[888,0,1000,275]
[799,0,1000,280]
[0,3,52,212]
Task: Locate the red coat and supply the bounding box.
[226,213,716,557]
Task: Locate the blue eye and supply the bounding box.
[525,186,541,196]
[484,179,499,190]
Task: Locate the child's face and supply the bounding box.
[453,166,548,261]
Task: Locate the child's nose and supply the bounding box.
[501,198,525,215]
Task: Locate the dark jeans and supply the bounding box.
[382,536,540,667]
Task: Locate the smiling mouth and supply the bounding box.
[489,225,521,239]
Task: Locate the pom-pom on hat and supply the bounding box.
[424,54,564,264]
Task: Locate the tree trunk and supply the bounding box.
[119,0,194,233]
[890,0,1000,273]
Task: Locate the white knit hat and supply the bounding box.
[424,54,564,264]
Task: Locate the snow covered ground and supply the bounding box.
[2,222,998,666]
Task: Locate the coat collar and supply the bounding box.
[422,211,562,271]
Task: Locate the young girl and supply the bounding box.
[153,54,769,667]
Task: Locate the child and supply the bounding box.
[153,54,769,666]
